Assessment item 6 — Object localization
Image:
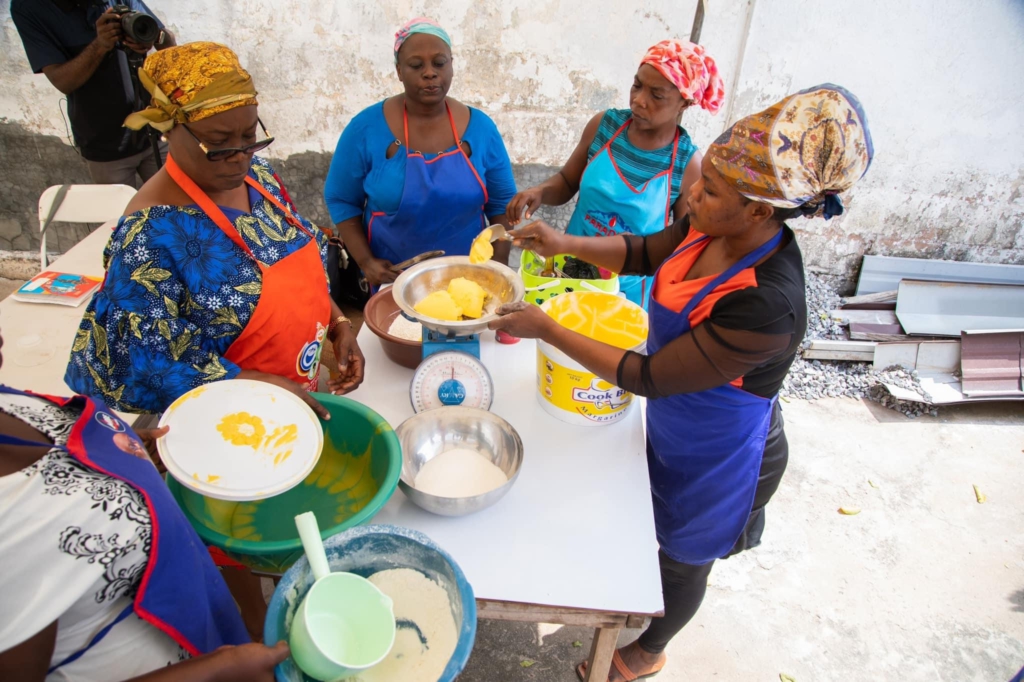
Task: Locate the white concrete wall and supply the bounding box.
[727,0,1024,273]
[2,0,1023,277]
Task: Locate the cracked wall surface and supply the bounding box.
[2,0,1022,290]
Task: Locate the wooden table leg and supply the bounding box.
[584,625,621,682]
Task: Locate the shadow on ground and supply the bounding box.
[1011,588,1024,614]
[460,620,643,682]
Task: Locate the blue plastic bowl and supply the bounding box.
[264,524,477,682]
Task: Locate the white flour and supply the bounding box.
[388,316,423,341]
[414,448,508,498]
[353,568,458,682]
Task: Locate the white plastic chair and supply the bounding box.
[38,184,137,268]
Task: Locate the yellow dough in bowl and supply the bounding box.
[469,229,494,264]
[414,291,464,321]
[447,277,488,319]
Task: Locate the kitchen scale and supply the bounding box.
[410,348,494,413]
[402,314,494,413]
[390,255,526,414]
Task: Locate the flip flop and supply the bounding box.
[575,650,665,682]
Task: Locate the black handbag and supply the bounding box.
[325,234,371,310]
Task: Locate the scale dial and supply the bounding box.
[410,351,494,413]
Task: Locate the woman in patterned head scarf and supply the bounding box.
[491,85,872,682]
[506,39,725,309]
[323,17,518,291]
[67,42,364,416]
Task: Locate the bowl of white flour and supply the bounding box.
[396,406,524,517]
[265,525,476,682]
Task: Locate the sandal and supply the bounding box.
[575,650,665,681]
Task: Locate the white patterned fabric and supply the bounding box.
[0,392,187,681]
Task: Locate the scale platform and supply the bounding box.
[422,327,481,360]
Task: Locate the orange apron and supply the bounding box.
[166,155,331,390]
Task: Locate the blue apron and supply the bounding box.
[0,386,249,672]
[366,104,488,266]
[645,230,784,565]
[566,119,679,309]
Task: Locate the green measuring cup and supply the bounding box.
[289,512,396,681]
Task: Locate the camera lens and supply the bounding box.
[121,12,159,44]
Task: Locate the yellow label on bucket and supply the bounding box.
[537,349,633,424]
[544,292,647,349]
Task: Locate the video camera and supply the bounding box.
[109,4,160,45]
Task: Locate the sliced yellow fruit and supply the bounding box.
[414,291,463,321]
[838,506,861,515]
[469,228,494,264]
[447,277,488,319]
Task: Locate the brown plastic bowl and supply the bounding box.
[364,287,422,370]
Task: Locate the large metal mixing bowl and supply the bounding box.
[395,406,523,517]
[391,256,525,336]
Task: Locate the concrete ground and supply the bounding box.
[458,398,1024,682]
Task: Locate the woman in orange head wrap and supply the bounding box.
[506,39,725,309]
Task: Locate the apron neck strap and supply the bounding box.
[680,228,786,320]
[165,155,313,261]
[403,101,461,149]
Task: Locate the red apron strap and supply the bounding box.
[602,118,633,154]
[165,155,254,259]
[243,176,314,238]
[445,102,462,147]
[403,105,411,148]
[403,102,463,151]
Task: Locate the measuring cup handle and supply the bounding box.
[295,512,331,581]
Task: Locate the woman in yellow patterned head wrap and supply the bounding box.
[68,41,364,424]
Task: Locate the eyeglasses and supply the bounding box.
[181,118,275,161]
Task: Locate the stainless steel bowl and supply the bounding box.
[392,256,526,336]
[396,407,523,517]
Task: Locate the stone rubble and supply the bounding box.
[780,271,939,419]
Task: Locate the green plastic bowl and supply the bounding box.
[519,250,619,306]
[168,393,402,574]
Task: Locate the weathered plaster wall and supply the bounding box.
[727,0,1024,281]
[2,0,1023,286]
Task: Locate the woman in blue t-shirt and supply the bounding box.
[507,40,725,308]
[324,18,516,288]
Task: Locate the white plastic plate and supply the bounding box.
[157,380,324,501]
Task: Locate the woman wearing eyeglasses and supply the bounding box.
[66,42,364,421]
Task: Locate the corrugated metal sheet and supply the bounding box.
[856,255,1024,295]
[960,330,1023,397]
[895,280,1024,337]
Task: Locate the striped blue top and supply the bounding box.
[587,108,697,205]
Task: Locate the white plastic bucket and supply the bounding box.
[537,292,648,426]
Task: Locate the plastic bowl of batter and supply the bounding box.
[265,525,476,682]
[395,406,524,517]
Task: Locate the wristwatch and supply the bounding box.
[328,315,351,342]
[155,30,167,48]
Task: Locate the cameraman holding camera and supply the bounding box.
[10,1,176,186]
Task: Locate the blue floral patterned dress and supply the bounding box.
[65,157,330,413]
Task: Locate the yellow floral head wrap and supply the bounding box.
[124,42,258,133]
